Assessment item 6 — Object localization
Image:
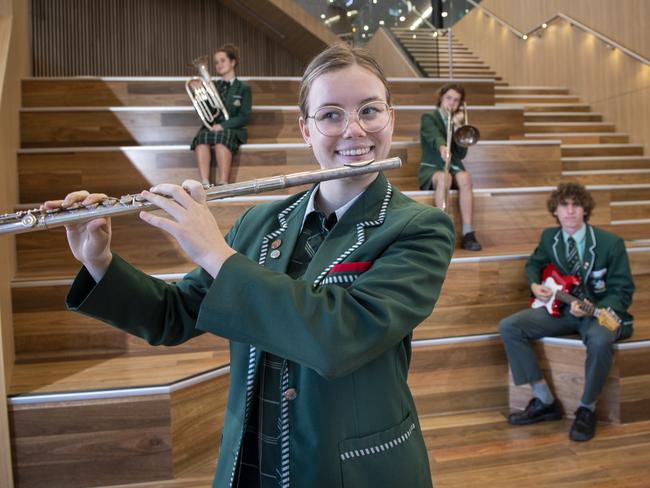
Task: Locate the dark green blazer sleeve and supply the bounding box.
[594,236,634,315]
[65,207,254,346]
[220,81,252,130]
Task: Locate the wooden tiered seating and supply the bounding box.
[9,35,650,487]
[20,105,524,147]
[22,77,497,107]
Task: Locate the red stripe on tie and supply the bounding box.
[329,261,373,274]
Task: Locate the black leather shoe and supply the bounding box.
[507,398,562,425]
[461,231,482,251]
[570,407,596,442]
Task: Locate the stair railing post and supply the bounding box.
[447,27,453,78]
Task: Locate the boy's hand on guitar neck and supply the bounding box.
[570,299,590,318]
[531,283,553,302]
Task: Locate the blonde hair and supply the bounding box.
[298,43,391,118]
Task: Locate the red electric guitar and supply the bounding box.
[530,264,621,332]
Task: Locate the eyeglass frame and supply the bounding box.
[304,100,394,137]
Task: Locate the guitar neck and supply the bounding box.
[555,290,595,315]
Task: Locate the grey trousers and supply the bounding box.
[498,306,618,405]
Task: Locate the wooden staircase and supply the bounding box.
[7,61,650,487]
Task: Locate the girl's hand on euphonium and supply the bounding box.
[139,180,235,278]
[42,191,113,282]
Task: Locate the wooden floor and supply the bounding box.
[104,409,650,488]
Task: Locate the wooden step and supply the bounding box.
[524,122,616,133]
[9,354,229,488]
[562,169,650,185]
[21,78,497,108]
[524,112,603,122]
[561,144,645,157]
[496,94,581,103]
[526,133,629,144]
[562,156,650,171]
[522,103,591,112]
[12,188,621,282]
[12,248,650,363]
[20,105,523,148]
[611,201,650,221]
[496,86,570,95]
[16,140,558,202]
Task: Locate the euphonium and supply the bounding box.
[0,158,402,235]
[185,55,230,130]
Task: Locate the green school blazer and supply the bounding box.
[525,225,635,339]
[418,109,468,190]
[217,78,252,144]
[67,173,455,488]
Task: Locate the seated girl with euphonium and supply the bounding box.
[190,43,252,186]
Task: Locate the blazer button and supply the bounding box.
[284,388,297,401]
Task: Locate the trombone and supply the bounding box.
[441,103,481,212]
[185,55,230,130]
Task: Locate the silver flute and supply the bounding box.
[0,157,401,235]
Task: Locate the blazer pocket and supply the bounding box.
[338,412,431,488]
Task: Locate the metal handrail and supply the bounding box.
[465,0,650,67]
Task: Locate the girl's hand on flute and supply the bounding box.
[42,191,113,282]
[140,180,235,278]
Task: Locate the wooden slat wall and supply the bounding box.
[31,0,307,76]
[454,0,650,154]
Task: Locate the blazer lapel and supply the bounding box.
[257,191,310,273]
[582,225,597,280]
[551,229,571,275]
[306,173,393,288]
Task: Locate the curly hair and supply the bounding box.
[547,183,596,223]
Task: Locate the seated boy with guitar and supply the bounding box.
[499,183,634,441]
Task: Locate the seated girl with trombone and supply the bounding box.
[189,43,252,187]
[418,83,482,251]
[43,44,453,487]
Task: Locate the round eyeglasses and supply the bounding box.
[306,101,393,137]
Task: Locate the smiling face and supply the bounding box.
[554,198,586,235]
[298,64,394,172]
[214,51,236,77]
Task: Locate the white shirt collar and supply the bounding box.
[300,184,364,229]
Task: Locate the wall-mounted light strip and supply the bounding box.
[465,0,650,67]
[409,6,433,30]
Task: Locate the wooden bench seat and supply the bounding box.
[20,105,524,148]
[21,77,496,107]
[17,140,561,202]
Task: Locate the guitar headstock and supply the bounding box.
[596,307,621,332]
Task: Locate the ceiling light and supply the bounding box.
[399,15,405,21]
[522,34,528,40]
[379,20,385,25]
[542,23,548,29]
[441,12,448,17]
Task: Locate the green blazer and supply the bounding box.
[525,225,635,338]
[418,109,468,190]
[67,173,455,488]
[216,78,252,144]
